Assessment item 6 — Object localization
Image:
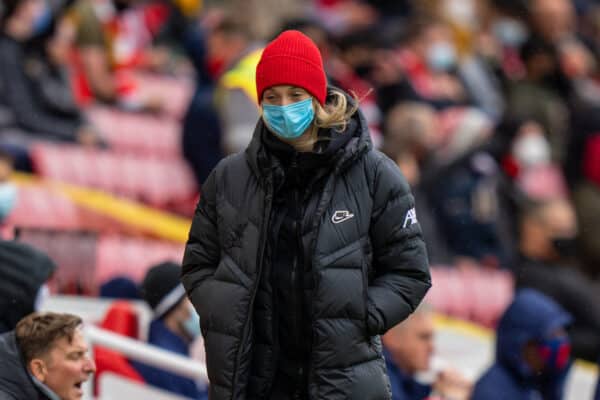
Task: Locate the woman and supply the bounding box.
[181,30,431,400]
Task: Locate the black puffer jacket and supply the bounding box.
[0,332,49,399]
[181,94,431,400]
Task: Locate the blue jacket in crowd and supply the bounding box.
[384,349,432,400]
[131,319,208,400]
[471,289,572,400]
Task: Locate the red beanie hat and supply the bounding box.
[256,30,327,105]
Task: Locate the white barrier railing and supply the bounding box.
[83,325,208,399]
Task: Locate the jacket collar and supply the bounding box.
[30,375,60,400]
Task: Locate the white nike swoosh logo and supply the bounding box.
[331,211,354,224]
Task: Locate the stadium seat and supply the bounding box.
[427,266,514,328]
[30,143,198,209]
[132,73,193,119]
[5,185,111,231]
[87,106,181,158]
[94,301,145,395]
[95,235,184,285]
[17,229,98,294]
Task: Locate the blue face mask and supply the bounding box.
[426,42,456,72]
[492,18,528,48]
[182,305,201,339]
[262,97,315,139]
[0,183,17,221]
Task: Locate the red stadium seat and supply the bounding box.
[7,185,83,230]
[94,301,145,394]
[30,143,198,209]
[95,235,184,285]
[87,106,181,158]
[427,266,514,328]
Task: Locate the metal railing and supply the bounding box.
[84,325,208,399]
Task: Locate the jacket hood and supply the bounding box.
[0,332,42,399]
[246,87,372,180]
[496,289,572,378]
[0,240,56,333]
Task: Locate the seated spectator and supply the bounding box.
[516,198,600,362]
[132,261,207,399]
[394,17,469,110]
[382,303,472,400]
[28,14,82,119]
[0,312,96,399]
[0,0,100,146]
[0,239,56,333]
[423,109,516,266]
[68,0,164,110]
[506,36,570,163]
[471,289,572,400]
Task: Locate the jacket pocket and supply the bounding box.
[214,254,252,289]
[319,239,363,268]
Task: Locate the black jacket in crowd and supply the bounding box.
[0,240,56,334]
[0,331,50,400]
[0,33,82,141]
[181,91,431,400]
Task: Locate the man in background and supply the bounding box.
[0,312,96,399]
[382,304,472,400]
[516,198,600,361]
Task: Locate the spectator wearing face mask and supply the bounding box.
[131,261,207,400]
[472,289,572,400]
[0,312,96,400]
[395,17,469,110]
[0,0,100,147]
[515,198,600,362]
[506,36,571,163]
[0,239,55,334]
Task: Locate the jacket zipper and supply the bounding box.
[306,173,338,397]
[290,155,306,393]
[231,176,273,399]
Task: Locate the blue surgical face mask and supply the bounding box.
[0,183,17,221]
[426,41,456,72]
[492,18,528,48]
[182,305,201,339]
[262,97,315,139]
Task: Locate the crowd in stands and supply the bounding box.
[0,0,600,399]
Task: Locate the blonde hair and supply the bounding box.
[281,89,359,152]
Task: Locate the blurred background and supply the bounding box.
[0,0,599,398]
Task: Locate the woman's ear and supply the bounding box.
[29,358,48,382]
